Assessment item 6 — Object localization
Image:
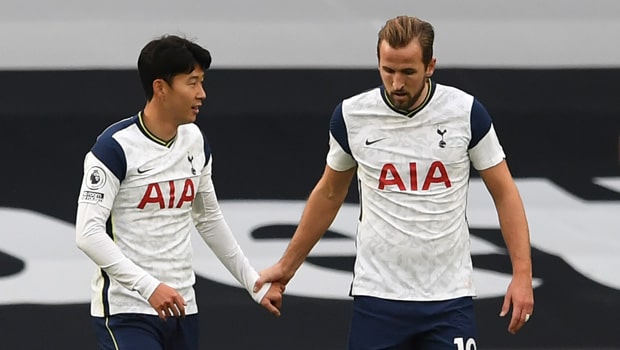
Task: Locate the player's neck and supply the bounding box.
[141,104,178,142]
[409,78,430,111]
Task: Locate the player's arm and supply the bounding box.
[255,102,357,290]
[469,98,534,334]
[261,164,356,286]
[75,153,161,303]
[479,160,534,334]
[191,157,283,316]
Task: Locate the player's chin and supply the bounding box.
[390,95,411,109]
[186,111,198,122]
[393,101,412,110]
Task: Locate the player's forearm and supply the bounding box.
[194,208,272,302]
[279,181,347,275]
[496,191,532,277]
[75,204,160,298]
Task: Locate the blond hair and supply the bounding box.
[377,16,435,66]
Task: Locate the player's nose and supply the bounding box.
[197,85,207,100]
[392,76,405,90]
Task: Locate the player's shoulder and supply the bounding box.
[344,86,382,104]
[91,114,139,150]
[96,114,139,143]
[338,86,383,115]
[434,82,472,99]
[432,82,475,110]
[178,122,206,143]
[178,122,202,134]
[435,82,471,96]
[88,114,138,178]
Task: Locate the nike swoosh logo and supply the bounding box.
[137,167,154,174]
[365,137,386,146]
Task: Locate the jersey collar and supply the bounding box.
[136,111,176,148]
[380,78,436,118]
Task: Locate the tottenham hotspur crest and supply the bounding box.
[437,127,447,148]
[188,154,196,175]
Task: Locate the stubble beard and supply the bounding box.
[389,79,428,111]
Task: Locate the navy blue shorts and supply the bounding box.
[348,296,477,350]
[92,314,199,350]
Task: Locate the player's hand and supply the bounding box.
[260,282,286,317]
[148,283,187,320]
[500,275,534,334]
[253,262,292,293]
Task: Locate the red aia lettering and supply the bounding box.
[137,179,195,209]
[176,179,195,208]
[422,161,451,190]
[378,164,406,191]
[378,161,451,191]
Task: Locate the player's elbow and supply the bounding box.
[316,180,349,203]
[326,188,348,202]
[75,223,98,253]
[75,229,89,252]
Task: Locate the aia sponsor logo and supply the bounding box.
[137,179,195,209]
[379,161,451,191]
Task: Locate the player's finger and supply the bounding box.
[173,295,186,318]
[508,309,525,334]
[253,276,266,293]
[269,304,281,317]
[165,305,175,319]
[170,304,180,318]
[254,267,285,293]
[159,308,168,320]
[175,301,186,318]
[263,299,281,317]
[275,299,282,312]
[507,317,518,334]
[178,302,186,318]
[272,293,283,310]
[499,294,511,318]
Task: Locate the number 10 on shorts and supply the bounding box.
[454,337,477,350]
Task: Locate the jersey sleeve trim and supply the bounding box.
[329,102,351,156]
[90,116,136,181]
[91,137,127,182]
[469,124,506,170]
[200,128,212,169]
[469,98,493,149]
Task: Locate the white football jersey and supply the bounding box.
[76,112,267,317]
[327,81,505,301]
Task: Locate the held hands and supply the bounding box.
[255,262,294,317]
[148,283,187,320]
[259,282,286,317]
[253,262,294,292]
[500,275,534,334]
[148,281,285,319]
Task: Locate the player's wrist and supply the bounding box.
[134,275,161,300]
[276,259,297,282]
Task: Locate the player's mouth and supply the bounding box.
[191,104,201,114]
[391,92,409,102]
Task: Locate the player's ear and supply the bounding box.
[425,58,437,77]
[152,79,166,98]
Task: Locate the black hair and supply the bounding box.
[137,35,212,100]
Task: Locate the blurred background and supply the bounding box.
[1,1,619,349]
